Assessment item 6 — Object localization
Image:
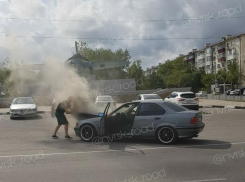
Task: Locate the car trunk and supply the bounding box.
[180,93,198,105]
[170,111,203,127]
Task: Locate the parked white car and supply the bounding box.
[95,95,116,112]
[164,92,199,110]
[133,94,163,101]
[196,91,207,97]
[229,89,240,96]
[10,97,38,119]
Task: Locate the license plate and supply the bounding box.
[186,100,193,103]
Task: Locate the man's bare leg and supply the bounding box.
[53,125,61,136]
[64,124,68,136]
[64,123,72,139]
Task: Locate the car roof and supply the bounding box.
[172,92,194,94]
[131,100,165,104]
[139,94,159,96]
[14,97,33,99]
[97,95,112,97]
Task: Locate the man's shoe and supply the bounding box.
[52,135,59,139]
[65,135,73,139]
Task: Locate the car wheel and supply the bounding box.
[80,124,97,142]
[156,126,178,144]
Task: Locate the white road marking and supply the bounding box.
[177,178,226,182]
[0,141,245,158]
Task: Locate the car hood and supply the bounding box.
[10,104,36,110]
[78,117,101,125]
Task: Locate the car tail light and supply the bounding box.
[75,122,78,127]
[177,98,185,101]
[190,117,198,124]
[194,98,199,101]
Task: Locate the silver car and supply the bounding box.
[10,97,38,119]
[74,101,205,144]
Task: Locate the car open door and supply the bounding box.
[100,102,110,136]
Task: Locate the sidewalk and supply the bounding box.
[199,99,245,108]
[0,100,244,115]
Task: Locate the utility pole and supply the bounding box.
[239,36,242,89]
[75,41,78,54]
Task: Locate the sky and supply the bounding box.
[0,0,245,70]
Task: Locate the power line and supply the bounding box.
[0,34,223,40]
[0,16,245,22]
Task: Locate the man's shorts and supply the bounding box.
[55,112,68,125]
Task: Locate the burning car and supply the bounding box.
[74,101,205,144]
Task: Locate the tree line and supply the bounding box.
[0,42,243,96]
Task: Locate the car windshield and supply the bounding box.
[12,98,34,104]
[180,93,196,98]
[143,95,162,100]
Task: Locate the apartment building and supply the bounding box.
[144,32,245,86]
[194,33,245,78]
[184,49,197,66]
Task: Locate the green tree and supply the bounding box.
[201,73,215,93]
[126,60,145,90]
[145,72,165,89]
[157,58,203,92]
[227,61,240,87]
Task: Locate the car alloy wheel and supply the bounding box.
[157,127,177,144]
[80,125,95,142]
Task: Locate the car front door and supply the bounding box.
[132,103,167,137]
[102,103,139,136]
[100,102,110,136]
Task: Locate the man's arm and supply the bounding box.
[51,99,56,117]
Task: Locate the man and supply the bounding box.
[52,97,74,139]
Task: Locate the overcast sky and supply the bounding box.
[0,0,245,69]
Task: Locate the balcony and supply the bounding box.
[189,55,194,59]
[198,54,205,59]
[218,45,226,53]
[227,54,235,60]
[206,61,211,65]
[197,62,205,68]
[188,58,195,63]
[218,53,226,59]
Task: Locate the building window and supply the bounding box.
[218,64,220,68]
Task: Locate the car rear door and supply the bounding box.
[132,103,167,136]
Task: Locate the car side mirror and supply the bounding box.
[98,113,104,117]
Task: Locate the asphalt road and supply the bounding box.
[0,108,245,182]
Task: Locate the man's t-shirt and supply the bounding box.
[56,102,66,113]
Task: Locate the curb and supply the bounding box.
[0,111,50,116]
[199,105,245,109]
